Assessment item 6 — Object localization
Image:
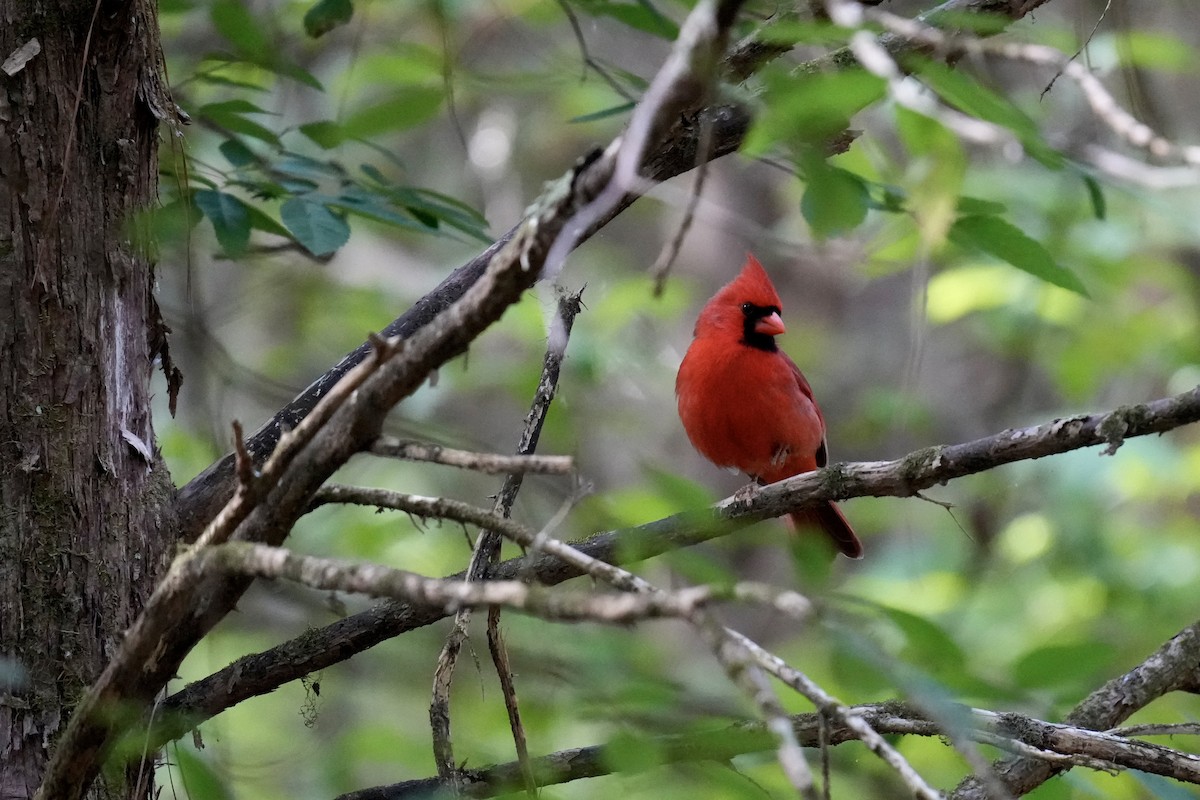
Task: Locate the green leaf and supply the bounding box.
[199,102,281,147]
[603,730,664,772]
[342,87,444,138]
[173,748,233,800]
[388,186,489,241]
[266,60,324,90]
[1082,173,1107,220]
[192,190,251,254]
[359,163,390,186]
[956,196,1008,216]
[203,11,324,90]
[198,98,270,116]
[1109,30,1197,72]
[210,0,268,55]
[801,160,869,239]
[244,204,290,238]
[331,187,432,231]
[1012,642,1115,690]
[299,120,345,149]
[879,607,966,675]
[272,152,345,182]
[218,138,256,168]
[303,0,353,38]
[277,177,319,194]
[865,183,907,213]
[743,70,886,156]
[575,0,678,40]
[281,197,350,256]
[828,629,893,695]
[569,101,637,124]
[895,108,965,247]
[193,70,269,93]
[914,59,1063,168]
[950,214,1089,296]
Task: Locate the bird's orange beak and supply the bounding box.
[754,312,786,337]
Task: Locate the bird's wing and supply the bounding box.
[787,354,829,468]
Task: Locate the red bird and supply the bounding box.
[676,255,862,558]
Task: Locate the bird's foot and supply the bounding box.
[731,482,760,507]
[770,444,791,467]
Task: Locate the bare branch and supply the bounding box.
[161,385,1200,747]
[837,0,1200,174]
[650,113,714,296]
[340,690,1200,799]
[951,618,1200,798]
[201,541,797,624]
[432,288,583,789]
[726,629,943,800]
[312,485,661,595]
[369,437,572,475]
[1110,723,1200,738]
[689,614,821,798]
[543,0,746,286]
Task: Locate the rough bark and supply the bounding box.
[0,1,175,798]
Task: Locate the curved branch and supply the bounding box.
[335,684,1200,800]
[160,385,1200,746]
[952,618,1200,798]
[202,542,808,623]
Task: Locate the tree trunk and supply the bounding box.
[0,1,175,797]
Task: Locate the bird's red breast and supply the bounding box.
[676,254,862,558]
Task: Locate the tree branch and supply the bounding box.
[431,288,582,790]
[160,385,1200,749]
[201,542,805,624]
[335,681,1200,800]
[368,436,572,475]
[952,618,1200,798]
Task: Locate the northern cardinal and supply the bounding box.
[676,255,862,558]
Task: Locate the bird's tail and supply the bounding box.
[789,502,863,559]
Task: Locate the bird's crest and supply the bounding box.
[716,253,782,310]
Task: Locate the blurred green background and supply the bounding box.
[149,1,1200,797]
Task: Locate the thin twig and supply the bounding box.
[543,0,745,288]
[651,113,715,296]
[1040,0,1112,98]
[726,629,944,800]
[951,620,1200,798]
[431,290,584,790]
[486,610,535,797]
[197,335,403,550]
[371,437,573,474]
[837,0,1200,167]
[1109,723,1200,738]
[690,611,820,799]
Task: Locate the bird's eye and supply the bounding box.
[741,302,752,315]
